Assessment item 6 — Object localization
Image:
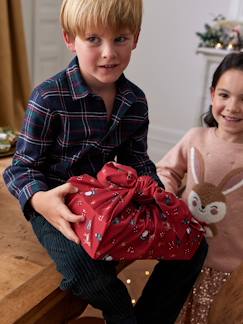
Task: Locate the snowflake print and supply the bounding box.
[127,246,135,253]
[103,255,113,261]
[112,217,120,224]
[140,230,149,240]
[83,233,91,246]
[86,220,92,231]
[84,189,96,196]
[95,233,102,241]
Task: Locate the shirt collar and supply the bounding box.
[66,56,136,104]
[66,56,90,100]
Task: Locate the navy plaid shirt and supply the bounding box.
[3,56,162,219]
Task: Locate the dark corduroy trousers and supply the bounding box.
[31,215,207,324]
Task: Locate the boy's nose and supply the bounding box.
[101,44,117,59]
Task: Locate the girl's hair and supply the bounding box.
[202,52,243,127]
[60,0,142,39]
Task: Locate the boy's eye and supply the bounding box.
[86,36,100,44]
[115,36,127,43]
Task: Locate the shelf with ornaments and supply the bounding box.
[196,46,240,57]
[196,14,243,53]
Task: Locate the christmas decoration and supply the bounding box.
[196,15,243,50]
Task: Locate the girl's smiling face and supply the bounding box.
[211,68,243,143]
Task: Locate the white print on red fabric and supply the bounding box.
[67,161,205,261]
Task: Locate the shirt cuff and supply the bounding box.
[19,180,48,218]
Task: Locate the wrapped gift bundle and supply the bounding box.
[66,162,204,261]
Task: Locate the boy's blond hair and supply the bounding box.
[60,0,142,38]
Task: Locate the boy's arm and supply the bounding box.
[3,89,54,214]
[3,89,84,242]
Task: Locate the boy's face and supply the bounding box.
[64,28,138,91]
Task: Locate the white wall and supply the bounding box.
[21,0,73,86]
[125,1,231,161]
[21,0,236,161]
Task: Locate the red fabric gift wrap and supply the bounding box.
[66,162,204,261]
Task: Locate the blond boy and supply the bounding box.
[4,1,207,323]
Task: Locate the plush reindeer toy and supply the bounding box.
[187,147,243,237]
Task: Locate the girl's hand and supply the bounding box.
[30,183,84,244]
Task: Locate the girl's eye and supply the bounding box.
[219,93,229,99]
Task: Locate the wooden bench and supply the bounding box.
[0,157,93,323]
[0,157,139,323]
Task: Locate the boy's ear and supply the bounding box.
[63,31,76,53]
[132,30,140,50]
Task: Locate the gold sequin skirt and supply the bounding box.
[175,266,230,324]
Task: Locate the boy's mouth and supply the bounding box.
[99,64,118,69]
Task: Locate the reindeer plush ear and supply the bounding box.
[190,147,205,184]
[218,168,243,196]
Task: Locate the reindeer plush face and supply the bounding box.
[188,187,226,224]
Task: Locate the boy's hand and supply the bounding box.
[30,183,84,244]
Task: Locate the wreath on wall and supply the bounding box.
[196,15,243,50]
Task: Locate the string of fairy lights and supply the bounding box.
[122,268,151,304]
